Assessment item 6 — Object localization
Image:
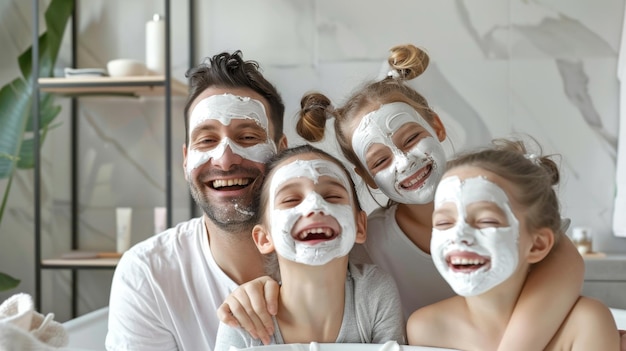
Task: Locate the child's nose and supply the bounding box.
[303,193,327,217]
[454,226,475,246]
[305,209,327,217]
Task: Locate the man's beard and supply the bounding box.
[188,179,260,233]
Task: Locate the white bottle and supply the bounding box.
[116,207,133,253]
[146,14,165,75]
[154,207,167,234]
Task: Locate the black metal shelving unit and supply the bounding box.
[31,0,188,318]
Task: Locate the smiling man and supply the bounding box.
[106,51,286,351]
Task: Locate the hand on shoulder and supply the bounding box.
[217,276,280,345]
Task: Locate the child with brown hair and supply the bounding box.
[214,145,405,350]
[407,136,619,350]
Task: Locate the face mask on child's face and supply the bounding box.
[268,159,357,266]
[185,93,277,176]
[430,175,520,296]
[351,102,446,204]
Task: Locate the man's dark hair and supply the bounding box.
[184,50,284,145]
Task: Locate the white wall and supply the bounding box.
[1,0,625,320]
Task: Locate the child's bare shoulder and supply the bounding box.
[548,296,619,350]
[407,297,464,345]
[572,297,617,331]
[569,297,616,326]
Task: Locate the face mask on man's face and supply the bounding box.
[186,93,276,176]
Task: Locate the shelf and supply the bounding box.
[38,76,188,96]
[42,257,120,269]
[32,0,183,318]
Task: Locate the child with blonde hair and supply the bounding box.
[407,137,619,350]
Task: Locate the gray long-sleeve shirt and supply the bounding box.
[214,262,406,350]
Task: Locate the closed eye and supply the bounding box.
[476,218,505,228]
[433,214,455,230]
[320,183,351,203]
[323,193,348,204]
[372,156,390,169]
[365,145,393,174]
[403,132,421,147]
[277,196,302,208]
[434,221,454,230]
[433,206,456,230]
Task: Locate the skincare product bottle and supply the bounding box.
[572,227,593,255]
[145,14,165,75]
[154,207,167,234]
[116,207,133,253]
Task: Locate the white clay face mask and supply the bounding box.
[351,102,446,204]
[430,175,520,296]
[185,93,276,175]
[268,159,357,266]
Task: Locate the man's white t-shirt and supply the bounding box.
[106,217,235,351]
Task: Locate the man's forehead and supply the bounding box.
[190,87,274,136]
[191,87,270,116]
[190,118,265,132]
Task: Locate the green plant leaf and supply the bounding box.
[0,272,20,292]
[19,94,62,170]
[0,0,75,288]
[2,0,74,180]
[18,0,74,79]
[0,78,30,179]
[24,92,61,132]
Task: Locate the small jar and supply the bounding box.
[572,227,593,255]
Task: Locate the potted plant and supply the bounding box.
[0,0,74,291]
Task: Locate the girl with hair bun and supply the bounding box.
[407,137,619,350]
[214,145,405,349]
[219,44,589,350]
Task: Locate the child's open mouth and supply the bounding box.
[400,164,432,190]
[446,252,491,273]
[293,227,338,243]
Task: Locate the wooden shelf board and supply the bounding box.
[42,257,120,268]
[38,76,188,96]
[582,251,608,259]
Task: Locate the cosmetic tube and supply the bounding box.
[116,207,132,253]
[154,207,167,234]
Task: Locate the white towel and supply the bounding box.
[0,293,68,350]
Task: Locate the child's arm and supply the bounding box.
[497,236,584,351]
[216,276,280,345]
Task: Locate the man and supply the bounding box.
[105,50,287,351]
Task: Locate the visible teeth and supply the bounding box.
[403,167,428,187]
[450,257,485,265]
[212,178,250,188]
[298,227,333,240]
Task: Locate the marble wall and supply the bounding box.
[1,0,625,320]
